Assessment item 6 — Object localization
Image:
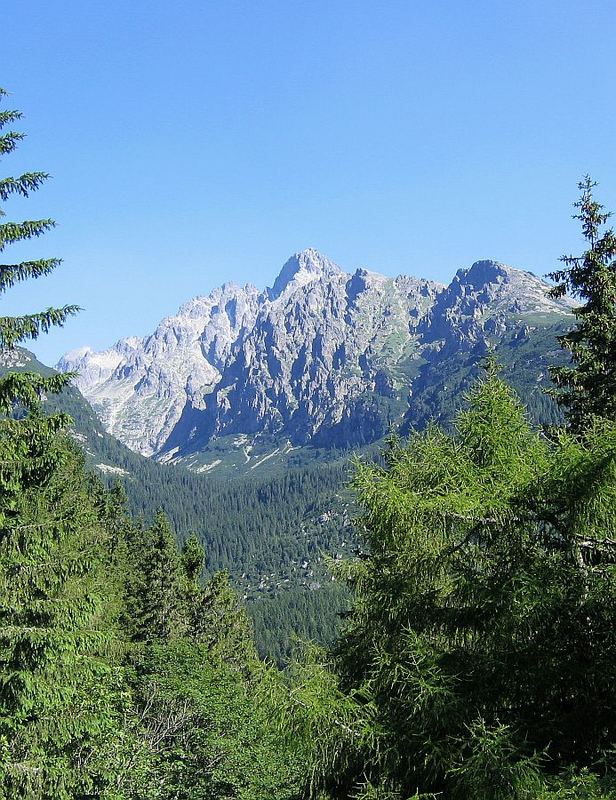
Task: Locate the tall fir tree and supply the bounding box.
[547,176,616,434]
[0,88,78,376]
[0,88,121,798]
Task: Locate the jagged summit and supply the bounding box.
[58,251,574,462]
[456,259,509,287]
[268,248,344,301]
[176,281,258,316]
[450,259,576,315]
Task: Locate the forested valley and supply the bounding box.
[3,89,616,799]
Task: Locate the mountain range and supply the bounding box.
[58,249,574,473]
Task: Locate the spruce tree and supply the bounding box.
[547,176,616,434]
[0,88,120,798]
[0,88,78,378]
[125,512,187,642]
[191,570,256,664]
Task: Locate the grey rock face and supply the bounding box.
[419,260,574,359]
[59,282,260,455]
[200,257,440,447]
[58,252,573,459]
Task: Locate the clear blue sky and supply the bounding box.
[3,0,616,364]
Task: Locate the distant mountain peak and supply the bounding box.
[62,345,93,361]
[453,259,557,292]
[457,259,509,287]
[268,248,344,301]
[177,281,258,317]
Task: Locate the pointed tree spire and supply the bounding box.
[547,176,616,434]
[127,511,187,642]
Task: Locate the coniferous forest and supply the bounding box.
[3,90,616,800]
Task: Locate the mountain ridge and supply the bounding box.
[58,249,574,467]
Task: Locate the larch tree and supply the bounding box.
[297,360,616,800]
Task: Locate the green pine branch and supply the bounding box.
[0,173,50,201]
[0,371,75,413]
[0,131,25,156]
[0,259,62,292]
[0,219,57,251]
[0,110,23,129]
[0,305,81,347]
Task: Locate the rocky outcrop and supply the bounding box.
[59,283,261,455]
[424,260,573,352]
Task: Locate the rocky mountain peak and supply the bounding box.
[62,345,93,362]
[456,259,509,288]
[442,259,573,313]
[268,248,344,301]
[175,281,257,319]
[423,259,575,352]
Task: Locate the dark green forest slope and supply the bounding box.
[6,327,569,664]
